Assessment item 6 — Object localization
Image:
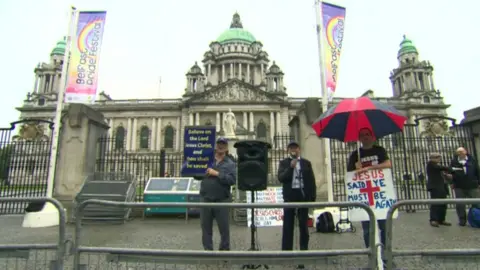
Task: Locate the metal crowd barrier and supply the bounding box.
[73,200,378,270]
[385,199,480,270]
[0,197,67,270]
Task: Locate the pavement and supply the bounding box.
[1,210,480,270]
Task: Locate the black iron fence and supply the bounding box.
[331,116,476,211]
[0,119,53,215]
[96,133,294,201]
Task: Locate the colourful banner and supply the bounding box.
[321,2,345,100]
[65,11,107,103]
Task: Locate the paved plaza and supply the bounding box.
[1,210,480,269]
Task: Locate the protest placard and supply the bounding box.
[181,126,216,177]
[345,168,398,221]
[246,187,284,227]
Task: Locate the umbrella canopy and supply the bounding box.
[311,96,408,142]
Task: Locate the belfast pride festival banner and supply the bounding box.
[345,168,398,221]
[181,126,216,177]
[321,2,345,101]
[65,11,107,104]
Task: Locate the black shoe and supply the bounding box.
[296,264,305,269]
[459,220,467,226]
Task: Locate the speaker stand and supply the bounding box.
[242,191,269,270]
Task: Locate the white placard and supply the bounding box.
[246,187,284,227]
[345,168,399,221]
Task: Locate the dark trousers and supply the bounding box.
[361,219,386,248]
[282,190,309,251]
[200,198,230,251]
[429,188,448,222]
[454,188,480,222]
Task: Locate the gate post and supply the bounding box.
[159,149,166,177]
[53,104,109,221]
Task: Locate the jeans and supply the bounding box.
[361,219,386,248]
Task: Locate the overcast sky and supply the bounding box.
[0,0,477,127]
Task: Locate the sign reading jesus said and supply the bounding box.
[345,168,398,221]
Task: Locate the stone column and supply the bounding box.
[50,73,55,92]
[230,63,234,79]
[195,112,200,125]
[208,64,211,77]
[270,112,275,143]
[430,73,435,90]
[222,65,226,82]
[189,113,194,125]
[175,117,181,151]
[246,64,250,83]
[126,118,132,151]
[54,103,109,220]
[38,75,45,93]
[108,118,113,138]
[276,112,281,134]
[238,63,242,80]
[151,118,156,151]
[156,118,162,150]
[132,118,138,151]
[33,75,39,93]
[261,64,264,83]
[249,112,254,132]
[216,112,221,132]
[243,112,248,131]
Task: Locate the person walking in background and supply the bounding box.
[450,147,480,226]
[426,153,452,227]
[278,141,316,269]
[199,137,236,251]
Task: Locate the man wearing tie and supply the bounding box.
[277,141,316,269]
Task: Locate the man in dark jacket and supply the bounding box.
[277,141,316,268]
[450,147,480,226]
[199,137,236,250]
[426,153,452,227]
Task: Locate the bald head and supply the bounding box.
[456,147,467,159]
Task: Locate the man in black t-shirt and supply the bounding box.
[347,128,392,264]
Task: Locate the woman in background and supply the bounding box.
[426,153,452,227]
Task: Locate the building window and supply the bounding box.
[205,120,213,126]
[164,126,174,149]
[115,126,125,150]
[256,121,267,139]
[37,98,45,106]
[139,126,150,149]
[423,96,430,103]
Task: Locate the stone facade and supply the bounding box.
[17,15,449,160]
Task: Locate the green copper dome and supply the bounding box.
[51,38,66,56]
[398,35,418,57]
[216,13,256,44]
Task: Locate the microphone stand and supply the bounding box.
[242,190,269,270]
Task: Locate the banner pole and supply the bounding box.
[22,6,77,228]
[45,6,77,199]
[314,0,334,202]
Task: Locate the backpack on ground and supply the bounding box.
[316,212,335,233]
[468,207,480,228]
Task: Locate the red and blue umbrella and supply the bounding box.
[311,96,408,142]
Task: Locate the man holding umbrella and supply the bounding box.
[311,96,407,267]
[346,128,392,250]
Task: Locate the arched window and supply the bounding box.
[205,120,213,126]
[115,126,125,150]
[256,121,267,139]
[423,96,430,103]
[164,126,174,149]
[139,126,150,149]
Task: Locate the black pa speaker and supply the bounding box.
[234,140,272,191]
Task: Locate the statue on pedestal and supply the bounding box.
[223,109,237,138]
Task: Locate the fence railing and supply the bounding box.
[0,197,67,270]
[73,200,378,269]
[385,199,480,270]
[5,197,480,269]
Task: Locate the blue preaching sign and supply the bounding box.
[181,126,216,177]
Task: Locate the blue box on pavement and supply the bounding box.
[143,177,201,215]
